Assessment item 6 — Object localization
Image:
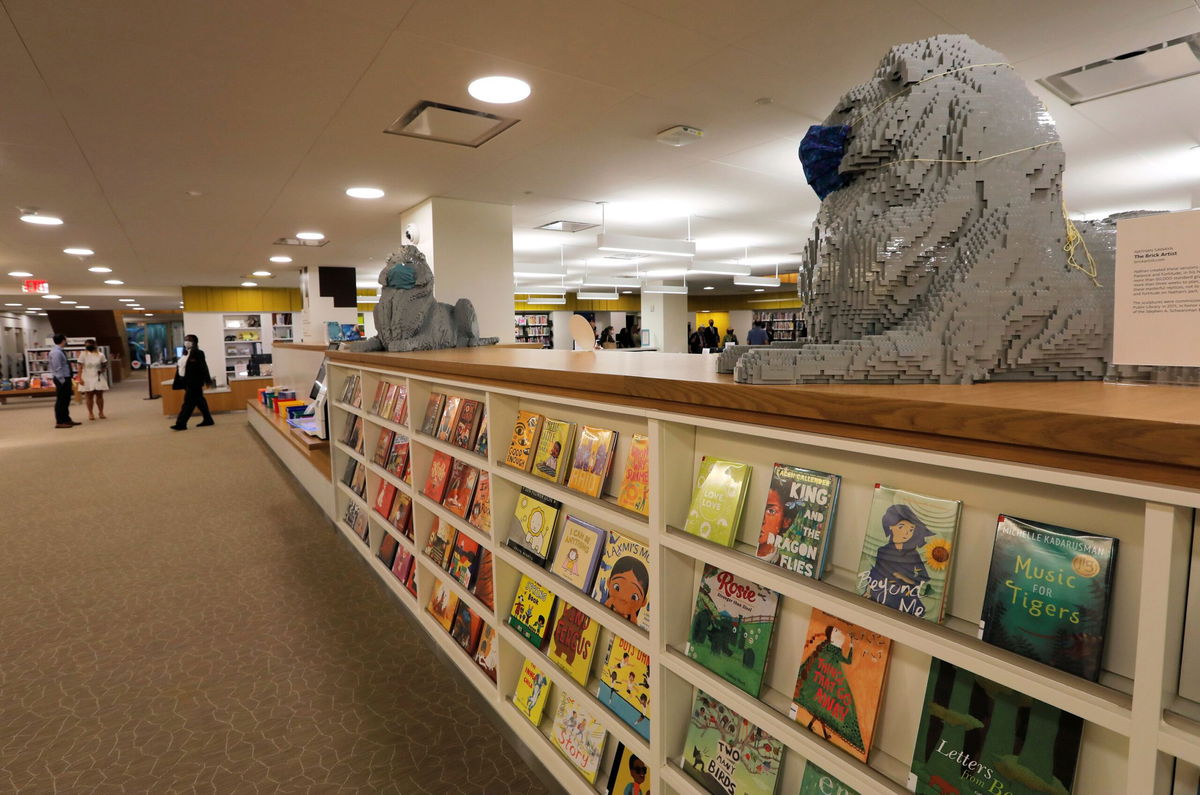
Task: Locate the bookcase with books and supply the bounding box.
[752,310,803,342]
[25,344,113,387]
[515,313,553,348]
[317,350,1200,795]
[271,312,294,343]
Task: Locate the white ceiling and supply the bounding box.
[0,0,1198,310]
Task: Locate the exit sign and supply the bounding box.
[21,279,48,294]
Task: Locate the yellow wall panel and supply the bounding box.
[182,286,302,312]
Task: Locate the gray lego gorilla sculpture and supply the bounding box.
[350,244,499,353]
[731,35,1122,385]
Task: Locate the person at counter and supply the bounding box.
[171,334,215,431]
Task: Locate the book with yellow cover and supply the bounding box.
[504,410,543,471]
[506,487,562,567]
[513,658,552,725]
[615,434,650,516]
[566,425,618,498]
[508,574,556,649]
[547,600,601,686]
[531,418,576,484]
[426,579,459,631]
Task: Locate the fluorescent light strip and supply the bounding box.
[520,296,566,305]
[733,275,783,287]
[597,232,695,259]
[577,291,619,301]
[641,280,688,295]
[689,261,751,276]
[514,285,567,296]
[580,275,641,288]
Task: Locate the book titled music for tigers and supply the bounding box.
[615,433,650,516]
[504,410,543,471]
[566,425,617,498]
[685,564,780,698]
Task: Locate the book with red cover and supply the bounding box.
[448,532,482,589]
[388,491,413,538]
[391,546,415,585]
[467,472,493,535]
[419,392,445,436]
[390,383,409,425]
[372,428,395,467]
[450,603,485,655]
[472,549,495,612]
[378,532,400,569]
[452,399,484,451]
[372,482,397,519]
[436,395,463,442]
[386,437,410,478]
[423,450,453,503]
[369,382,387,414]
[423,518,457,569]
[442,460,480,518]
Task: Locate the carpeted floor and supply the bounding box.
[0,379,557,794]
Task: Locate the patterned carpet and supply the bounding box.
[0,380,557,794]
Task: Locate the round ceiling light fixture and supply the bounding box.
[269,255,292,263]
[74,305,91,309]
[60,300,77,304]
[63,247,94,256]
[296,231,324,240]
[753,288,765,292]
[119,298,135,302]
[104,279,124,285]
[42,294,62,299]
[241,281,258,287]
[467,75,531,104]
[4,303,21,307]
[8,271,33,277]
[703,286,714,290]
[19,211,63,225]
[251,270,272,277]
[345,187,385,199]
[89,266,113,273]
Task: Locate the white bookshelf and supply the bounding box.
[25,344,113,387]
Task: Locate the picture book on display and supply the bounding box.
[473,410,489,458]
[615,434,650,516]
[605,744,650,795]
[504,410,543,471]
[551,694,607,784]
[467,471,492,534]
[423,518,456,569]
[474,624,498,682]
[422,450,453,503]
[385,437,410,478]
[513,658,552,724]
[377,533,399,570]
[372,428,395,467]
[472,549,494,611]
[685,564,780,698]
[789,608,891,763]
[591,529,651,630]
[419,392,445,436]
[389,384,409,425]
[683,690,783,795]
[449,603,484,654]
[908,658,1083,795]
[598,635,651,741]
[532,417,575,484]
[436,395,463,442]
[426,579,459,632]
[980,515,1117,681]
[756,464,841,580]
[448,532,481,589]
[547,600,600,685]
[442,460,479,518]
[683,457,752,547]
[391,547,415,586]
[508,574,556,648]
[567,425,617,498]
[799,763,858,795]
[388,491,413,538]
[855,484,962,623]
[372,481,397,519]
[452,398,484,451]
[349,461,366,498]
[549,516,606,594]
[506,487,562,566]
[369,382,386,415]
[402,554,418,595]
[344,503,368,545]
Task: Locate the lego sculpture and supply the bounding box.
[733,34,1120,385]
[351,244,498,353]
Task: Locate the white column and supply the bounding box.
[640,292,688,352]
[550,310,573,350]
[728,310,753,343]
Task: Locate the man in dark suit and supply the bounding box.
[171,334,215,430]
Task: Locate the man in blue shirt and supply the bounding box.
[746,321,769,345]
[49,334,79,428]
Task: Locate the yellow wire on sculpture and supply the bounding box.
[1062,200,1102,287]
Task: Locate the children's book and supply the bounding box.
[551,694,607,784]
[615,434,650,516]
[419,392,445,436]
[426,579,459,632]
[591,529,651,630]
[472,549,495,611]
[504,410,543,471]
[508,574,556,649]
[369,382,387,414]
[506,487,562,566]
[391,546,414,585]
[349,461,366,498]
[682,690,783,795]
[402,553,418,595]
[531,417,576,484]
[567,425,618,498]
[908,658,1083,795]
[547,600,601,686]
[449,603,484,654]
[467,471,492,534]
[436,395,463,442]
[378,382,398,419]
[378,532,399,569]
[855,484,962,623]
[442,460,479,518]
[352,509,369,544]
[799,763,858,795]
[605,744,651,795]
[448,532,481,589]
[513,658,552,725]
[474,624,498,682]
[685,564,780,698]
[423,517,457,569]
[980,515,1117,681]
[388,491,413,538]
[683,457,751,547]
[549,516,606,594]
[452,398,484,450]
[389,383,409,425]
[422,450,454,503]
[385,437,410,478]
[473,410,489,458]
[597,635,651,742]
[372,428,395,467]
[756,464,841,580]
[372,481,397,519]
[789,608,891,763]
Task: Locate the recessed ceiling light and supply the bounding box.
[269,255,292,263]
[8,271,33,277]
[74,305,90,309]
[621,291,633,295]
[251,270,271,277]
[144,313,153,316]
[467,75,531,103]
[753,288,765,292]
[241,281,258,287]
[345,187,385,199]
[60,300,77,304]
[88,266,113,273]
[295,231,324,241]
[37,312,47,316]
[703,286,714,290]
[4,303,21,307]
[119,298,135,302]
[104,279,124,285]
[63,247,94,256]
[19,212,63,225]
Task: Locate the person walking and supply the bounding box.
[171,334,215,431]
[77,339,109,420]
[747,321,769,345]
[49,334,80,429]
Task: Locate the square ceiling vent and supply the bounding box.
[274,237,329,247]
[536,220,599,233]
[385,100,518,147]
[1039,33,1200,105]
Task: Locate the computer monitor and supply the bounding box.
[310,362,326,401]
[175,346,184,358]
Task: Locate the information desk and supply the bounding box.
[159,375,272,416]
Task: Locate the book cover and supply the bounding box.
[508,574,557,648]
[567,425,618,498]
[513,658,552,725]
[756,464,841,580]
[442,460,480,518]
[547,600,601,686]
[449,602,484,654]
[980,515,1117,681]
[448,531,481,589]
[353,510,369,544]
[504,410,543,471]
[403,553,418,595]
[683,457,752,547]
[391,546,414,585]
[531,418,575,484]
[474,624,498,682]
[550,694,607,784]
[378,532,399,569]
[419,392,445,436]
[473,410,489,458]
[855,485,962,623]
[682,690,783,795]
[467,471,493,534]
[615,434,650,516]
[506,487,562,566]
[685,564,780,698]
[388,491,413,538]
[372,428,395,467]
[452,398,484,450]
[426,579,459,632]
[377,383,396,419]
[908,658,1083,795]
[605,744,651,795]
[436,395,463,442]
[349,461,366,498]
[472,549,495,612]
[385,437,410,478]
[789,608,891,762]
[372,481,397,519]
[390,384,409,425]
[369,382,386,415]
[423,518,457,569]
[549,516,606,594]
[591,529,651,630]
[597,635,651,741]
[422,450,454,503]
[799,763,858,795]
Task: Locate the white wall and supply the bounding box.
[729,310,753,343]
[182,312,227,384]
[640,292,687,352]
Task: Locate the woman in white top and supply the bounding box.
[77,339,109,420]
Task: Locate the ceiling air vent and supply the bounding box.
[385,100,518,147]
[536,220,599,233]
[274,237,329,247]
[1038,32,1200,105]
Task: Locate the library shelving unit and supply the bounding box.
[271,312,294,343]
[25,344,113,386]
[223,313,263,379]
[515,313,553,348]
[752,310,803,342]
[308,347,1200,795]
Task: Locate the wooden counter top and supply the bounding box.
[327,347,1200,489]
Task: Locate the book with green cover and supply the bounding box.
[683,457,751,547]
[682,690,783,795]
[799,763,858,795]
[908,658,1083,795]
[508,574,556,648]
[756,464,841,580]
[979,515,1117,681]
[685,564,779,698]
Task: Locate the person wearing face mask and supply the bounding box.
[77,339,109,420]
[170,334,215,430]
